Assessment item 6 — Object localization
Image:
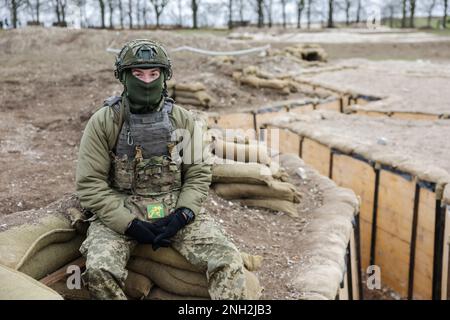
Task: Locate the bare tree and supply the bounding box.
[255,0,264,27]
[355,0,361,23]
[150,0,169,28]
[263,0,273,27]
[98,0,106,28]
[297,0,305,28]
[227,0,233,28]
[128,0,133,28]
[51,0,68,26]
[238,0,245,23]
[409,0,416,27]
[327,0,334,28]
[401,0,407,27]
[142,1,148,27]
[6,0,26,28]
[306,0,313,29]
[191,0,199,28]
[117,0,124,28]
[444,0,448,28]
[383,0,398,28]
[136,0,141,27]
[421,0,437,28]
[107,0,116,28]
[26,0,41,23]
[280,0,289,28]
[343,0,352,25]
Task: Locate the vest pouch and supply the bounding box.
[110,152,135,191]
[124,192,180,222]
[134,156,182,197]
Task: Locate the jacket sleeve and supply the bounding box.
[172,106,212,215]
[76,107,135,234]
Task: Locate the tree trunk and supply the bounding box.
[356,0,361,23]
[345,1,350,26]
[143,6,147,28]
[108,0,114,28]
[307,0,312,29]
[192,0,198,29]
[36,0,41,23]
[282,0,287,28]
[257,0,264,28]
[119,0,124,28]
[444,0,448,29]
[409,0,415,28]
[228,0,233,29]
[327,0,334,28]
[389,6,394,28]
[136,0,141,28]
[99,0,105,28]
[401,0,407,28]
[297,0,304,29]
[128,0,133,29]
[55,0,61,23]
[11,0,18,28]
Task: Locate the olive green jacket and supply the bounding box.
[76,99,212,234]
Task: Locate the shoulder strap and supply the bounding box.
[103,96,122,111]
[163,97,174,113]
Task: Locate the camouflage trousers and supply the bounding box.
[79,213,247,300]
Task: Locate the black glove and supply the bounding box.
[152,208,195,250]
[125,219,171,247]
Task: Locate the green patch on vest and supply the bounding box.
[147,203,165,220]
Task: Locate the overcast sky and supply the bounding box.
[1,0,446,29]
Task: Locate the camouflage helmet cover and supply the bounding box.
[114,39,172,81]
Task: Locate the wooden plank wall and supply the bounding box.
[301,138,331,177]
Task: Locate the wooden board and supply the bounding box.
[332,154,376,270]
[442,205,450,300]
[390,112,439,121]
[263,126,301,156]
[356,97,371,106]
[412,187,437,300]
[216,112,255,131]
[301,138,331,177]
[350,228,360,300]
[338,272,349,300]
[375,228,411,297]
[289,104,314,115]
[354,110,390,118]
[315,99,341,112]
[376,170,416,298]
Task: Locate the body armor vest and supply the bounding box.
[108,97,182,221]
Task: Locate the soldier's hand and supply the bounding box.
[125,219,171,247]
[152,208,194,250]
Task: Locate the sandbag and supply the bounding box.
[240,252,263,272]
[127,257,210,298]
[133,245,263,273]
[21,235,84,280]
[129,258,262,300]
[240,199,299,218]
[147,287,208,300]
[124,270,154,299]
[0,264,63,300]
[176,90,213,104]
[212,163,274,185]
[213,139,271,165]
[175,82,206,92]
[132,246,202,273]
[176,96,207,107]
[213,181,301,203]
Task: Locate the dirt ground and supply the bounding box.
[1,26,449,300]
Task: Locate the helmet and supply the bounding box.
[114,39,172,82]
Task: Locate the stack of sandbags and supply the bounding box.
[210,137,301,217]
[271,44,328,62]
[232,67,293,95]
[0,264,63,300]
[127,245,263,300]
[0,195,84,280]
[174,82,215,109]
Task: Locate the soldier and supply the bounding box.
[76,39,248,300]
